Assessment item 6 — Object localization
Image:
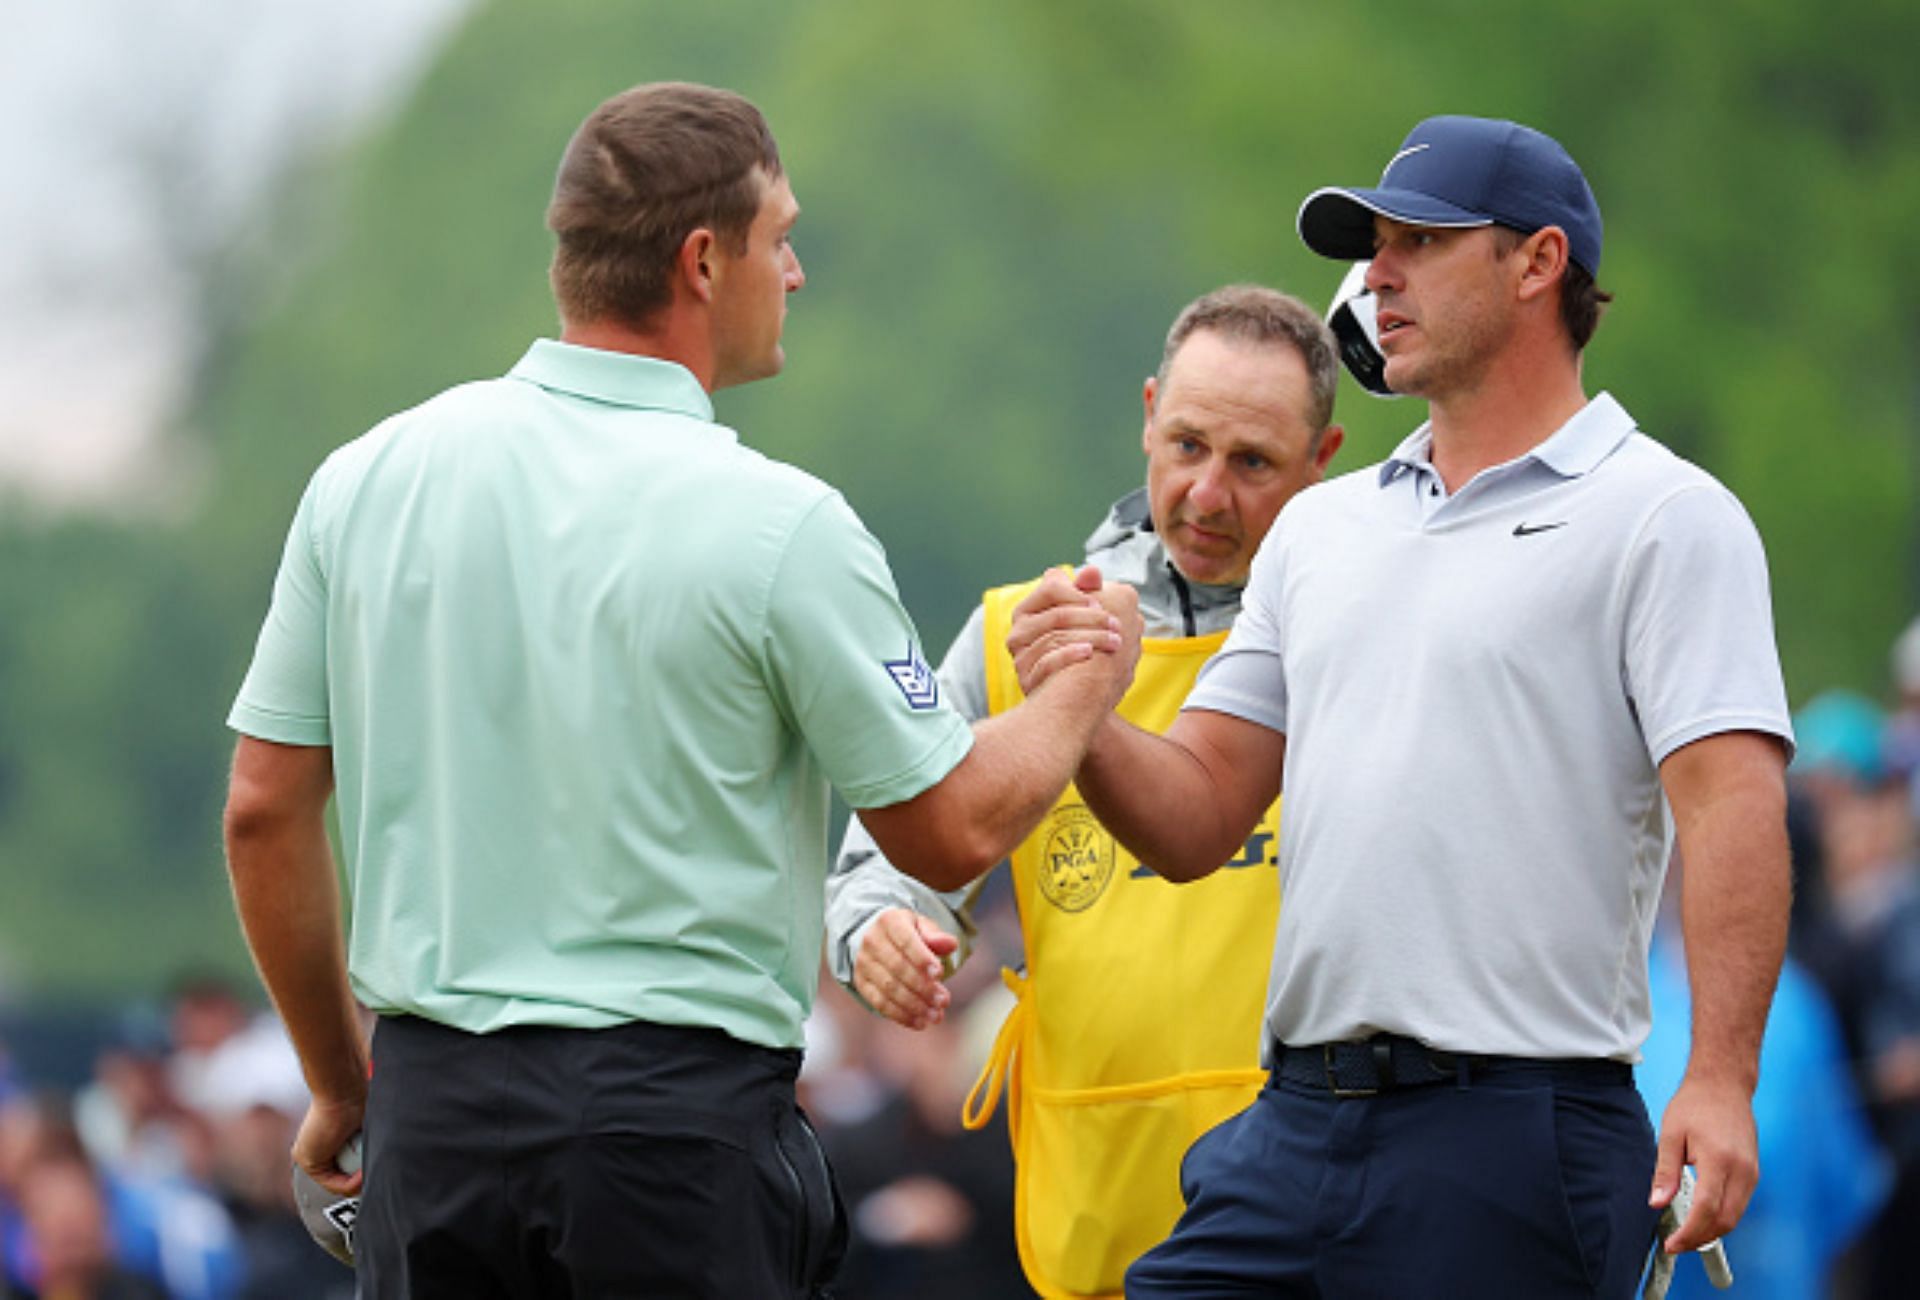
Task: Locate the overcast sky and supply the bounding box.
[0,0,469,512]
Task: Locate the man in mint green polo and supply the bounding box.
[221,81,1139,1300]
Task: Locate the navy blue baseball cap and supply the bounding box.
[1298,116,1603,275]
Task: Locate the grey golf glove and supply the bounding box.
[291,1132,363,1268]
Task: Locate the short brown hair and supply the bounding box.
[1491,226,1612,350]
[546,83,782,328]
[1159,285,1340,433]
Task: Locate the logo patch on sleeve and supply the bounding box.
[884,642,939,710]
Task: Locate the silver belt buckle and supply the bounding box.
[1324,1043,1378,1098]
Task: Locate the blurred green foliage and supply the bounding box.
[2,0,1915,994]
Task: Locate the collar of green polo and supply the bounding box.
[508,339,715,422]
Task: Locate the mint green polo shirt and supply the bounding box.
[229,339,973,1048]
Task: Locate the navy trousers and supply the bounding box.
[1126,1064,1661,1299]
[358,1015,846,1299]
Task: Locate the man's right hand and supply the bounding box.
[1008,566,1141,700]
[854,908,959,1029]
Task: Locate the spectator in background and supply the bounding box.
[819,979,1023,1299]
[1,1094,37,1294]
[1641,868,1889,1298]
[2,990,366,1300]
[14,1154,165,1300]
[1788,689,1920,1298]
[75,1039,198,1191]
[194,1055,348,1300]
[1883,616,1920,818]
[1,1098,182,1300]
[162,978,263,1125]
[1789,690,1897,978]
[798,977,891,1137]
[10,1036,254,1300]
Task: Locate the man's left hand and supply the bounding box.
[1649,1074,1756,1254]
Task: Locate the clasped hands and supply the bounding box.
[850,567,1141,1030]
[1006,564,1143,704]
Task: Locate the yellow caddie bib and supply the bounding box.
[961,573,1281,1299]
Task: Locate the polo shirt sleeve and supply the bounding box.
[1622,483,1793,764]
[763,492,974,810]
[1183,519,1289,734]
[228,476,332,746]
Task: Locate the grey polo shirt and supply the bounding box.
[1186,393,1792,1061]
[230,339,972,1049]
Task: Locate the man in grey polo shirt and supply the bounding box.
[1015,117,1792,1298]
[221,82,1138,1299]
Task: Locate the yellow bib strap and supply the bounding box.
[962,967,1029,1146]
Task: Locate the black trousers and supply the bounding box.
[359,1015,846,1298]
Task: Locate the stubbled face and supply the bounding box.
[1142,330,1338,587]
[710,169,804,390]
[1365,216,1519,399]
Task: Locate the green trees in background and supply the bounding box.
[2,0,1914,994]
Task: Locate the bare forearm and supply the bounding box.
[861,660,1124,891]
[1678,803,1789,1090]
[1668,737,1791,1092]
[939,666,1121,875]
[1648,731,1786,1245]
[1078,714,1258,881]
[225,816,367,1105]
[999,568,1278,881]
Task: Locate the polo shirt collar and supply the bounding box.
[507,339,715,422]
[1379,424,1436,487]
[1530,391,1634,477]
[1376,390,1635,487]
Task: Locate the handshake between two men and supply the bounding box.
[1010,567,1144,702]
[849,565,1145,1028]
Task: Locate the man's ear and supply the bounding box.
[1309,425,1345,481]
[1141,375,1158,455]
[678,227,719,304]
[1515,226,1569,304]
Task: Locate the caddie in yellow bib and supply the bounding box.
[963,577,1281,1298]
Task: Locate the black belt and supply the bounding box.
[1270,1034,1632,1098]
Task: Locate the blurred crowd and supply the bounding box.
[0,932,1039,1300]
[1730,616,1920,1300]
[8,623,1920,1299]
[800,877,1029,1299]
[0,978,351,1300]
[1630,615,1920,1299]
